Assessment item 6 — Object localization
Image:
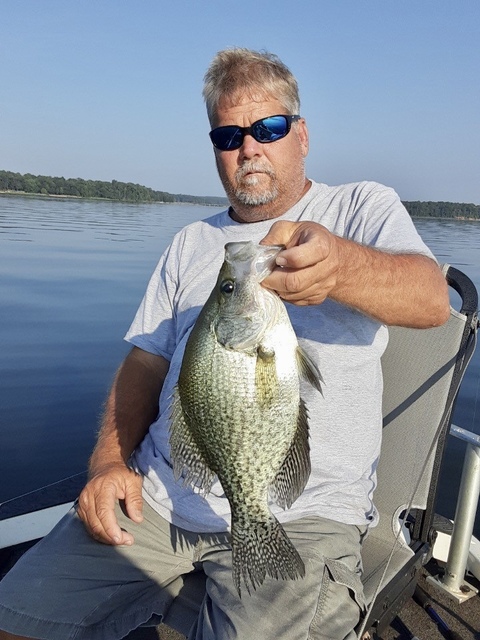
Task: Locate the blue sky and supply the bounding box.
[1,1,479,203]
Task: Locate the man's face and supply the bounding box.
[212,93,309,222]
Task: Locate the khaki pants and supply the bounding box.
[0,500,366,640]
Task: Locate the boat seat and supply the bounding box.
[361,265,478,632]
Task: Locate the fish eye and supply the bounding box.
[220,280,234,295]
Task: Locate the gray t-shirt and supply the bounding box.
[125,180,435,532]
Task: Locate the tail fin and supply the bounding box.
[231,514,305,596]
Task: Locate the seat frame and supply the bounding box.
[361,265,478,633]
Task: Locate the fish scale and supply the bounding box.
[170,241,322,595]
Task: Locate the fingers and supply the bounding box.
[260,221,338,305]
[264,264,335,305]
[77,480,126,545]
[124,478,144,524]
[76,466,143,546]
[261,221,330,261]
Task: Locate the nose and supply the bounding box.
[238,134,264,160]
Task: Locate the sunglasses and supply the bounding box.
[209,114,301,151]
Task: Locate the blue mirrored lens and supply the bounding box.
[253,116,289,142]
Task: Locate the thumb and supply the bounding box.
[259,220,298,248]
[124,475,144,523]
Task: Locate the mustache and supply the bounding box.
[235,162,276,181]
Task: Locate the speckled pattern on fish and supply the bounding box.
[170,241,322,595]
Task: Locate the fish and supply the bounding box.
[169,241,322,595]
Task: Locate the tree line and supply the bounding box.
[402,200,479,220]
[1,170,478,217]
[0,170,228,206]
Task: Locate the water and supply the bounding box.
[0,195,223,504]
[1,196,479,533]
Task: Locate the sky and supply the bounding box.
[1,1,479,204]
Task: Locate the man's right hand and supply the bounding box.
[76,462,144,545]
[76,347,168,545]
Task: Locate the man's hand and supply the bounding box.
[77,462,143,545]
[75,347,169,545]
[260,220,339,305]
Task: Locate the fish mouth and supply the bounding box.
[224,241,284,282]
[255,245,284,281]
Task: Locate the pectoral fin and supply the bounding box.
[255,345,278,407]
[296,346,323,394]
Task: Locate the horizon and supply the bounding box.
[1,2,479,205]
[2,169,480,207]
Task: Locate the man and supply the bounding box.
[0,48,449,640]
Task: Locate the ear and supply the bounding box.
[296,118,309,157]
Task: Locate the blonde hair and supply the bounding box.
[203,48,300,125]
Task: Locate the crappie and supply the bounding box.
[170,241,322,595]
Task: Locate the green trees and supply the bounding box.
[0,170,176,203]
[2,170,477,217]
[0,170,229,205]
[403,201,480,220]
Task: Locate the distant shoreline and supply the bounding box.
[0,190,226,207]
[2,170,478,215]
[412,215,479,222]
[1,189,94,201]
[2,189,479,221]
[0,170,229,207]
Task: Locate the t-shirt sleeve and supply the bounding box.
[345,183,436,260]
[124,247,178,361]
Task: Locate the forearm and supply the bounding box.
[260,220,450,329]
[89,346,169,477]
[331,237,450,328]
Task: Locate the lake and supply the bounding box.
[1,194,479,533]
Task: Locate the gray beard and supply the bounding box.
[233,163,278,206]
[234,184,279,206]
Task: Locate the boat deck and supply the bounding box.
[380,560,480,640]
